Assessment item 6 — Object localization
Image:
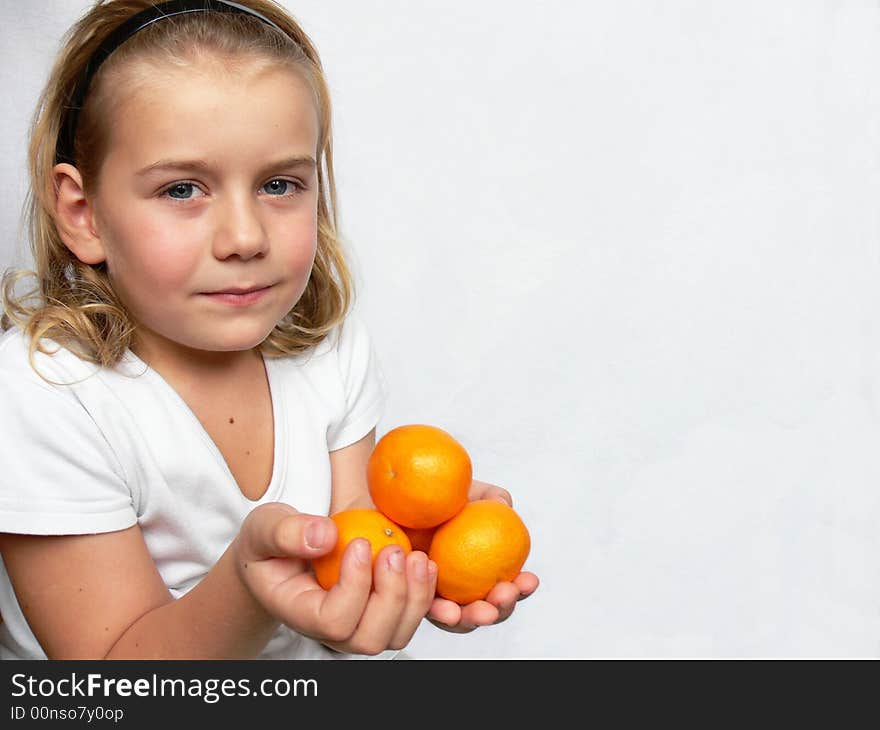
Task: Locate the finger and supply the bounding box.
[427,596,462,627]
[286,538,373,643]
[487,487,513,506]
[483,581,521,623]
[329,544,409,655]
[427,616,475,634]
[388,552,438,649]
[513,571,540,599]
[239,503,337,563]
[427,597,497,634]
[458,599,500,628]
[427,617,476,635]
[467,480,512,506]
[427,595,497,633]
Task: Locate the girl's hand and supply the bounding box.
[427,572,539,633]
[235,502,437,654]
[467,478,514,505]
[427,479,540,633]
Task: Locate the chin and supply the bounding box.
[212,333,273,352]
[190,325,276,353]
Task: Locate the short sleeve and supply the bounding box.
[0,377,137,535]
[326,312,389,451]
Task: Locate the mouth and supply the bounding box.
[203,284,273,295]
[199,283,275,307]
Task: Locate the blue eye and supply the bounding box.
[264,179,302,196]
[163,182,200,200]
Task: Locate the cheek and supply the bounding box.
[110,226,198,291]
[281,218,319,275]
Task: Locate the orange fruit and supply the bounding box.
[312,508,412,590]
[402,525,437,554]
[367,424,472,529]
[429,500,530,605]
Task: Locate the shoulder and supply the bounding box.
[326,312,388,445]
[0,329,134,535]
[328,312,373,365]
[273,310,380,372]
[0,326,100,401]
[0,327,111,436]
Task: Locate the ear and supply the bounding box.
[52,163,107,265]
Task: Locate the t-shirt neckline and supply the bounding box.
[118,347,287,505]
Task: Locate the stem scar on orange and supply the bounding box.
[429,500,531,605]
[312,509,412,590]
[367,424,472,529]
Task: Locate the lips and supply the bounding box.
[203,284,272,295]
[200,284,274,307]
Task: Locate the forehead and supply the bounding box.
[105,62,320,170]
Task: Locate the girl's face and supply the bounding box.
[90,62,320,363]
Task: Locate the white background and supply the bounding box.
[2,1,880,658]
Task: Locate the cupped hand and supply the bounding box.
[426,479,540,633]
[235,502,437,654]
[427,571,539,633]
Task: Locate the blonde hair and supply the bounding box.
[1,0,353,379]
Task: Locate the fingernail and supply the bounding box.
[388,549,405,573]
[428,560,438,578]
[413,554,428,580]
[305,520,328,549]
[354,539,371,565]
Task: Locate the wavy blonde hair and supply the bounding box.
[1,0,353,378]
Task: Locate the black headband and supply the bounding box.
[55,0,286,167]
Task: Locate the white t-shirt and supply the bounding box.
[0,312,388,660]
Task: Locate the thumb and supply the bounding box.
[240,502,337,562]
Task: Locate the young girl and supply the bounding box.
[0,0,537,660]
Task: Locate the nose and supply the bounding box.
[212,193,269,261]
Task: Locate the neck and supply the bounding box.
[131,332,263,383]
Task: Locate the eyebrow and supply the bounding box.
[135,155,317,177]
